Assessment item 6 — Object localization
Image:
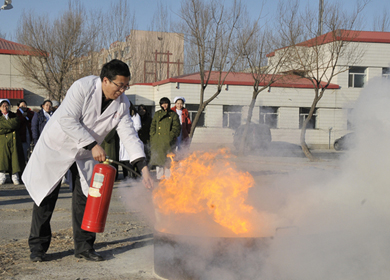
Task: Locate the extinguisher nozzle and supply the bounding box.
[105,157,141,178]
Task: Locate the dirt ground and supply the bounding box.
[0,149,341,280]
[0,170,162,280]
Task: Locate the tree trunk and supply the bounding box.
[189,105,205,139]
[300,95,320,161]
[300,123,315,161]
[238,96,256,154]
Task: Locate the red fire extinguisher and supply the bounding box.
[81,160,117,233]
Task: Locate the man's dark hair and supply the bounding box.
[100,59,131,81]
[17,99,27,107]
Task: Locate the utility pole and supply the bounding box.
[318,0,324,36]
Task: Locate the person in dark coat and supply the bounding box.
[0,99,25,185]
[149,97,180,180]
[137,104,152,163]
[100,128,120,180]
[51,100,60,113]
[16,99,34,163]
[31,100,52,144]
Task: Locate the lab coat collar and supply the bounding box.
[93,79,103,118]
[94,79,122,121]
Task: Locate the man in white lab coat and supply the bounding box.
[22,59,153,262]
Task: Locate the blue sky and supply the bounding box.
[0,0,387,42]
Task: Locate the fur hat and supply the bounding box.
[0,99,10,106]
[173,96,186,104]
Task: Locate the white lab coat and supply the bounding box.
[22,76,145,206]
[119,113,141,161]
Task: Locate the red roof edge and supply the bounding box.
[0,88,25,99]
[131,83,154,86]
[135,75,340,89]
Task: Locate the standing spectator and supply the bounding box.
[137,104,152,163]
[0,99,25,185]
[149,97,180,180]
[119,102,141,178]
[171,96,192,151]
[16,99,35,162]
[31,100,52,144]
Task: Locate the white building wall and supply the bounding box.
[271,129,300,144]
[212,86,252,105]
[367,68,382,80]
[206,105,223,127]
[0,55,12,86]
[127,84,154,105]
[191,127,235,146]
[355,42,390,67]
[317,108,345,131]
[278,107,299,129]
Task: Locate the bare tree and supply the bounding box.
[0,31,6,39]
[236,19,290,154]
[373,8,390,32]
[15,1,101,102]
[274,0,368,161]
[101,0,136,52]
[177,0,256,138]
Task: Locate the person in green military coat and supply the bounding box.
[0,99,25,185]
[149,97,180,180]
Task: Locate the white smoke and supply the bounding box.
[259,76,390,280]
[119,77,390,279]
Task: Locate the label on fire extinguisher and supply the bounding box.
[89,173,104,197]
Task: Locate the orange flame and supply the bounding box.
[153,149,254,234]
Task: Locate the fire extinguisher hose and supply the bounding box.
[105,158,142,178]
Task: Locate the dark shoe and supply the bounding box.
[75,249,104,261]
[30,251,45,262]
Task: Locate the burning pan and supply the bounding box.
[154,230,272,280]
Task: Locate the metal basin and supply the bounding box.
[154,230,271,280]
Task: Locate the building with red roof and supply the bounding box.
[0,38,48,108]
[127,30,390,148]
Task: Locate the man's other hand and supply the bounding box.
[141,166,154,190]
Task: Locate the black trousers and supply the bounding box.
[28,163,96,255]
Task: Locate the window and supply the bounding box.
[383,68,390,79]
[260,106,278,128]
[186,104,205,127]
[348,67,366,88]
[223,105,242,129]
[299,107,317,129]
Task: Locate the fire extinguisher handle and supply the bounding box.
[105,158,142,178]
